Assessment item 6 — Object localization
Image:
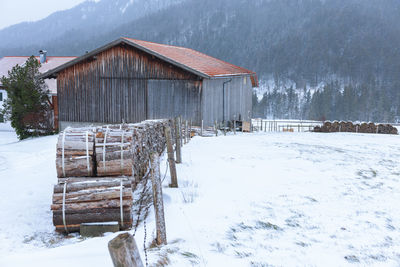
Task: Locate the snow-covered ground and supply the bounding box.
[1,130,400,266]
[0,121,14,133]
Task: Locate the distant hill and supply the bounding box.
[1,0,399,87]
[1,0,400,121]
[0,0,184,56]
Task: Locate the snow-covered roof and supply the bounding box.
[0,56,76,94]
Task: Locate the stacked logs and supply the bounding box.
[52,119,171,233]
[51,178,133,232]
[314,121,398,135]
[126,120,172,183]
[56,127,96,178]
[95,127,134,177]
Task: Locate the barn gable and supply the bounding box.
[42,38,257,83]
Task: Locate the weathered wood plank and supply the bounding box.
[108,233,144,267]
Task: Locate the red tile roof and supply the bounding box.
[122,37,256,78]
[41,38,258,87]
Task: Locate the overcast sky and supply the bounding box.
[0,0,87,30]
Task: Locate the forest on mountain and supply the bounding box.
[1,0,400,122]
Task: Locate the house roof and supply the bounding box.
[41,37,258,86]
[0,56,76,94]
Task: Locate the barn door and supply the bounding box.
[116,78,147,123]
[147,79,201,123]
[147,80,176,120]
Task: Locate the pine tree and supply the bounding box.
[1,56,53,139]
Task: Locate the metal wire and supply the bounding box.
[133,162,151,237]
[143,206,150,267]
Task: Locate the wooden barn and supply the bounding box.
[41,37,258,130]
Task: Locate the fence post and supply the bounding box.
[108,233,144,267]
[201,120,203,136]
[174,117,182,164]
[189,119,192,141]
[150,153,167,246]
[183,120,187,144]
[214,121,218,136]
[179,117,183,148]
[186,120,189,143]
[223,121,226,136]
[233,120,236,135]
[164,126,178,188]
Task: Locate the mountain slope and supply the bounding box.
[2,0,399,88]
[2,0,400,121]
[0,0,185,52]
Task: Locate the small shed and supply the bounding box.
[41,37,258,129]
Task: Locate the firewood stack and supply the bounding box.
[95,127,134,177]
[126,120,172,184]
[314,121,398,134]
[51,178,133,232]
[52,119,171,233]
[56,127,96,178]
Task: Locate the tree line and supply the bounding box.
[253,82,399,123]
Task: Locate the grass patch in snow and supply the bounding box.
[344,255,360,263]
[147,239,201,266]
[357,168,378,179]
[255,221,281,231]
[180,180,198,204]
[250,262,273,267]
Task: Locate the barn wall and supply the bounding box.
[57,44,199,126]
[201,76,253,126]
[147,79,202,125]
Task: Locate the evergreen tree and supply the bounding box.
[1,56,53,139]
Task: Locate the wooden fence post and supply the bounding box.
[223,121,226,136]
[150,153,167,246]
[214,121,218,136]
[179,117,183,148]
[108,233,144,267]
[233,120,236,135]
[189,119,192,141]
[184,120,187,144]
[186,120,189,142]
[183,121,186,144]
[164,126,178,188]
[201,120,203,137]
[174,117,182,164]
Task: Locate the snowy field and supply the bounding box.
[1,130,400,266]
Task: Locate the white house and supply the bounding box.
[0,53,76,126]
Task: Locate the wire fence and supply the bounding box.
[251,119,323,132]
